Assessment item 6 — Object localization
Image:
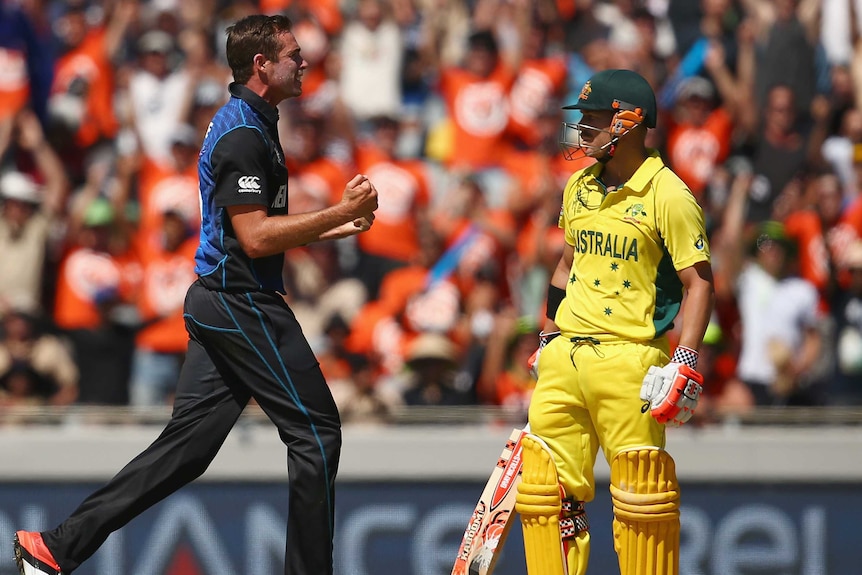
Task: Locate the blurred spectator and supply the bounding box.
[339,0,404,124]
[748,0,820,118]
[431,29,515,171]
[289,15,331,102]
[507,176,566,321]
[830,240,862,405]
[820,0,861,66]
[345,226,456,378]
[320,313,398,424]
[133,123,202,251]
[666,75,733,201]
[388,332,473,407]
[128,28,192,164]
[745,85,812,223]
[128,207,197,406]
[47,0,135,181]
[0,2,52,138]
[476,308,536,412]
[0,109,69,313]
[353,114,431,299]
[822,109,862,197]
[0,308,78,407]
[284,112,351,215]
[505,19,567,149]
[784,171,852,306]
[430,175,516,298]
[53,197,139,405]
[714,172,824,407]
[261,0,344,36]
[502,100,578,222]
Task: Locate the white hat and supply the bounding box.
[677,76,716,102]
[407,333,458,363]
[138,30,174,55]
[0,171,42,204]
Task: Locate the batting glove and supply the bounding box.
[640,346,703,427]
[527,331,560,380]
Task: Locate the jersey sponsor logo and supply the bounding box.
[574,229,639,261]
[695,234,705,250]
[271,184,287,209]
[237,175,261,193]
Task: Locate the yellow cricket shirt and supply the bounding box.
[556,150,710,342]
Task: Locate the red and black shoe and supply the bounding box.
[13,531,63,575]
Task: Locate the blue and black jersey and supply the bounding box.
[195,83,289,292]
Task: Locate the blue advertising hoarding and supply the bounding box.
[0,481,858,575]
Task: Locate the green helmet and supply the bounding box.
[564,69,657,128]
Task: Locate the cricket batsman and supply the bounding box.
[516,69,714,575]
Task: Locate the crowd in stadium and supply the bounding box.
[1,0,862,422]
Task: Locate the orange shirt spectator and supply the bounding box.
[507,21,567,148]
[494,363,535,408]
[259,0,343,35]
[666,77,732,198]
[0,5,52,123]
[284,113,351,213]
[135,129,202,252]
[501,145,584,219]
[0,46,30,121]
[54,244,130,331]
[353,119,431,263]
[432,178,517,298]
[785,173,862,305]
[134,227,197,355]
[52,28,117,149]
[346,262,462,376]
[438,31,515,170]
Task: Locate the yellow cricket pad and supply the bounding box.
[610,448,680,575]
[515,434,588,575]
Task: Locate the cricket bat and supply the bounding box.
[451,424,529,575]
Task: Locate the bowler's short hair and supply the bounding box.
[226,14,293,84]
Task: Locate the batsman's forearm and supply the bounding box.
[677,281,715,353]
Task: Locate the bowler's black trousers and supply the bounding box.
[42,280,342,574]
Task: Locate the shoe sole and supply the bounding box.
[13,533,25,575]
[12,533,60,575]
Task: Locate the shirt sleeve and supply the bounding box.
[561,172,580,246]
[210,127,272,208]
[654,169,711,270]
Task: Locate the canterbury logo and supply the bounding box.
[237,176,261,192]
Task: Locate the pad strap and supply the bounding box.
[559,497,589,539]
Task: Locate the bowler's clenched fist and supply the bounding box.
[342,174,379,219]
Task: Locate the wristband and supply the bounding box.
[671,345,699,369]
[546,285,566,321]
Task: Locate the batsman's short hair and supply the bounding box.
[226,14,293,85]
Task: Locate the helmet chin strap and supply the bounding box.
[598,136,619,163]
